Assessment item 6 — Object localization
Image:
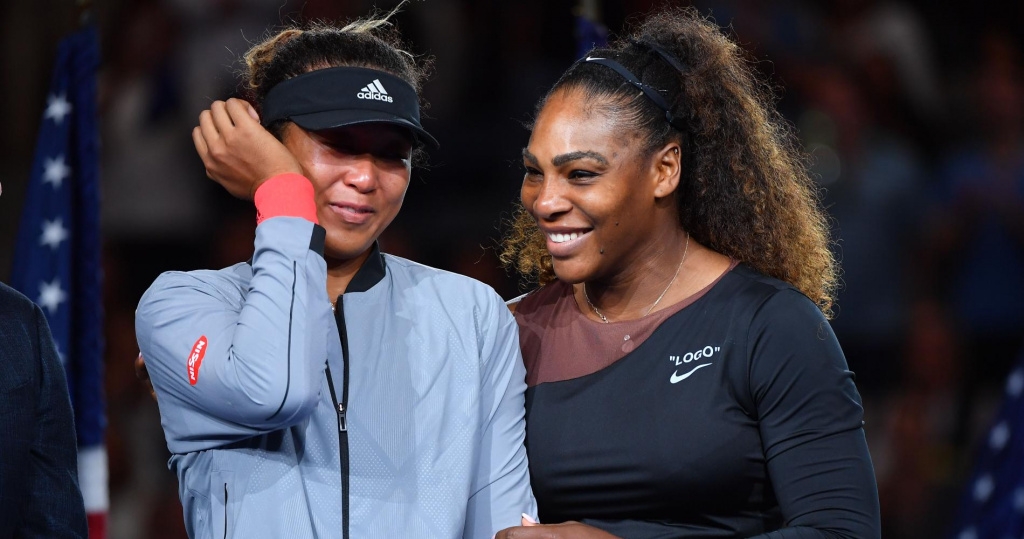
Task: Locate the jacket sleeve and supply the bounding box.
[135,217,331,454]
[463,291,538,539]
[746,290,881,539]
[18,303,88,539]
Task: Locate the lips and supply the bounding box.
[328,201,375,225]
[542,228,592,257]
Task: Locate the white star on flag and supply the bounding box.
[40,218,69,250]
[44,93,73,124]
[38,278,67,315]
[43,155,70,188]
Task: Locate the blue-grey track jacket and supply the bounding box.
[135,217,536,538]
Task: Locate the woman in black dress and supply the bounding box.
[498,7,880,539]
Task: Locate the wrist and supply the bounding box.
[254,173,318,225]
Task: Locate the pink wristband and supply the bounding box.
[254,173,318,225]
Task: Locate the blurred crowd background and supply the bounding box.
[0,0,1022,537]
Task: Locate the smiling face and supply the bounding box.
[282,122,413,262]
[521,88,682,285]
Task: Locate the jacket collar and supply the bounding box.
[246,241,386,294]
[344,241,386,293]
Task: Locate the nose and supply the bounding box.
[526,176,572,221]
[343,154,379,193]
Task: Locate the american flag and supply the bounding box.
[950,348,1024,538]
[10,24,107,538]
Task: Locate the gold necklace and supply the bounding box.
[583,233,689,324]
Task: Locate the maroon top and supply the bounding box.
[513,260,737,387]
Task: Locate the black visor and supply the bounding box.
[261,66,438,148]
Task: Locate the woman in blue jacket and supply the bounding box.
[135,13,535,539]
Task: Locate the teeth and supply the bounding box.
[548,232,582,243]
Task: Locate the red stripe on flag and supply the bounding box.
[87,512,107,538]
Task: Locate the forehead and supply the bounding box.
[528,89,634,157]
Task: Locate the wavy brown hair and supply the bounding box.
[500,7,837,316]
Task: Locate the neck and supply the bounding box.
[581,226,690,321]
[325,248,373,303]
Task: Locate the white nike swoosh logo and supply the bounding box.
[670,363,712,384]
[585,56,605,61]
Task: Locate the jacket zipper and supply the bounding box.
[326,296,351,539]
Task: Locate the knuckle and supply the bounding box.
[208,143,227,159]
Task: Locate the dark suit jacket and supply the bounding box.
[0,281,87,538]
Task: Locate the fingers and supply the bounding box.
[224,98,258,127]
[210,99,235,135]
[197,108,219,154]
[197,100,238,179]
[494,516,540,539]
[192,126,208,158]
[191,97,299,199]
[195,110,220,179]
[493,527,547,539]
[197,99,234,153]
[497,522,615,539]
[195,99,261,148]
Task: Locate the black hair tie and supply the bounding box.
[630,39,689,74]
[581,54,687,132]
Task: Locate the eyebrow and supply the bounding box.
[521,149,609,167]
[522,148,539,166]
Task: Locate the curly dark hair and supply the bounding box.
[239,5,432,161]
[500,7,837,316]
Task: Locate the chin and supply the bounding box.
[550,259,592,285]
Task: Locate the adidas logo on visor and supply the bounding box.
[357,79,393,103]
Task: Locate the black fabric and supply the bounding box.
[0,282,88,538]
[261,66,438,148]
[309,224,326,256]
[342,242,386,294]
[522,265,880,538]
[249,236,384,293]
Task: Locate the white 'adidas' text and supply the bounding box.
[357,79,393,103]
